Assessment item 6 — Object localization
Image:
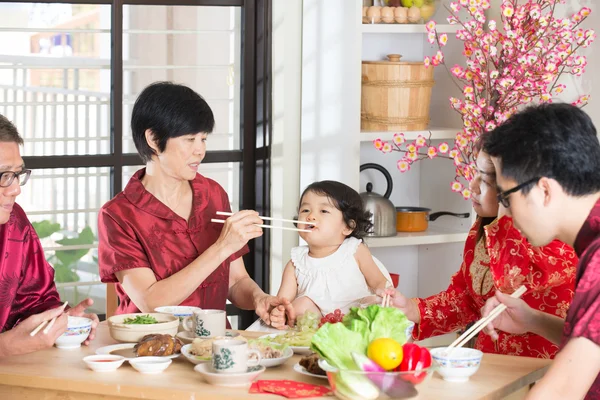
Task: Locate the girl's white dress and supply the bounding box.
[292,236,392,315]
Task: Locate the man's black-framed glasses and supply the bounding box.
[497,176,541,208]
[0,169,32,188]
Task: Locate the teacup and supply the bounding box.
[211,339,261,374]
[154,306,202,332]
[183,309,226,338]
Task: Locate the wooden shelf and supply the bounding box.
[361,24,459,34]
[360,128,459,142]
[364,226,469,248]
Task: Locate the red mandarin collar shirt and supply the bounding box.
[563,197,600,399]
[0,204,62,332]
[99,169,248,315]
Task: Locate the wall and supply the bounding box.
[269,0,303,293]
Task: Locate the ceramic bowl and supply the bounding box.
[430,347,483,382]
[194,363,265,387]
[83,355,126,372]
[54,316,93,349]
[107,313,179,343]
[128,357,173,374]
[258,347,294,368]
[154,306,202,331]
[319,359,434,399]
[181,344,211,365]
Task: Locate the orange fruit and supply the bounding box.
[367,338,403,370]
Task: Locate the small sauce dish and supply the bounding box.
[128,357,172,374]
[83,355,126,372]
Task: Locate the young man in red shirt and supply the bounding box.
[482,103,600,399]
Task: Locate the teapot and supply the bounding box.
[360,163,397,237]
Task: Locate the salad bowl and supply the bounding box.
[319,359,435,399]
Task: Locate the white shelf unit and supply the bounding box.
[356,0,471,302]
[360,128,458,142]
[365,226,469,248]
[361,23,460,34]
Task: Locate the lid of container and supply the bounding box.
[362,54,425,65]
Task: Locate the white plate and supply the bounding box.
[194,363,265,387]
[176,330,240,345]
[181,344,211,365]
[293,362,328,379]
[258,347,294,368]
[95,343,180,360]
[258,333,313,356]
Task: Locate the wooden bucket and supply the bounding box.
[361,54,434,131]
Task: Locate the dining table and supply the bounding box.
[0,322,550,400]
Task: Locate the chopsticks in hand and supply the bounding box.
[381,293,391,308]
[212,211,315,233]
[446,285,527,352]
[30,301,68,337]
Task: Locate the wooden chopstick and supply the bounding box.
[211,219,312,233]
[40,301,68,336]
[216,211,316,226]
[381,293,390,308]
[29,320,48,337]
[447,285,527,351]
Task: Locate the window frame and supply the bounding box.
[15,0,271,327]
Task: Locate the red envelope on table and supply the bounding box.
[249,380,332,398]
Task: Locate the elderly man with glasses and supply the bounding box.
[0,115,98,357]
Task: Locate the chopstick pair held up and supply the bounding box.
[446,285,527,352]
[211,211,316,233]
[30,301,68,337]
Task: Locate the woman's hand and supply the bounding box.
[217,210,264,254]
[66,298,99,345]
[481,290,534,340]
[254,295,295,327]
[376,288,421,324]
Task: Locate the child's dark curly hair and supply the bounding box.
[298,180,373,239]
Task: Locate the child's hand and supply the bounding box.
[376,288,421,324]
[269,304,292,330]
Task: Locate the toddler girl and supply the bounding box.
[269,180,392,329]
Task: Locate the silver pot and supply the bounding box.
[360,163,397,237]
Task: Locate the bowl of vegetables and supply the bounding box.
[311,305,434,399]
[107,313,179,343]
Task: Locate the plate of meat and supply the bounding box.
[294,353,327,379]
[96,334,182,360]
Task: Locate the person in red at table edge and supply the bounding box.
[379,142,577,359]
[98,82,292,324]
[480,103,600,399]
[0,115,99,357]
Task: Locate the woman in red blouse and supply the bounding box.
[382,149,577,359]
[98,82,290,324]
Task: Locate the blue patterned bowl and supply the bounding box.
[55,316,92,349]
[430,347,483,382]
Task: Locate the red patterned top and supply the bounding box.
[0,204,62,332]
[563,198,600,398]
[413,216,577,358]
[98,169,248,315]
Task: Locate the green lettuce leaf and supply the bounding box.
[310,323,366,370]
[343,305,411,345]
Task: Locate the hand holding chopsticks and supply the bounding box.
[446,285,527,352]
[30,301,68,337]
[212,211,315,233]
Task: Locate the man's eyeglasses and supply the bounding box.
[497,176,541,208]
[0,169,31,188]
